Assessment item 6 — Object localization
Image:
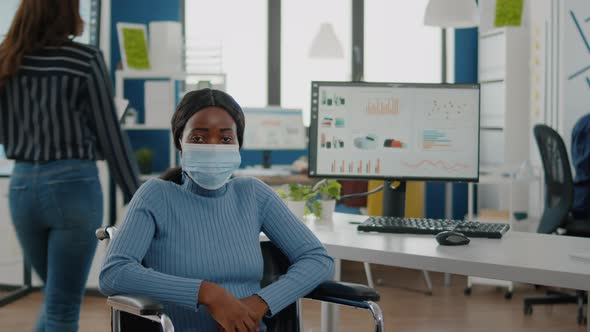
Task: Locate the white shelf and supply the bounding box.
[116,70,187,80]
[116,70,226,80]
[122,124,169,130]
[479,28,506,39]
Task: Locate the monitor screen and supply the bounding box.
[76,0,101,46]
[0,144,14,176]
[0,0,19,40]
[309,81,480,182]
[0,0,101,46]
[242,107,307,150]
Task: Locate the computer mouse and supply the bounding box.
[435,231,471,246]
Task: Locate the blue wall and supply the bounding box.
[426,28,478,219]
[452,28,479,220]
[111,0,180,172]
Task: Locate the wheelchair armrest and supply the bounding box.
[96,226,117,241]
[305,281,380,304]
[107,294,164,316]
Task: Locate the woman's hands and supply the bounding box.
[199,281,269,332]
[240,295,269,323]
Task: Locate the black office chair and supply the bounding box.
[523,124,590,325]
[97,169,384,331]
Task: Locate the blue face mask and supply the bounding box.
[181,143,241,190]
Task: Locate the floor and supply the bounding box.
[0,262,585,332]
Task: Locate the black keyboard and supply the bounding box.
[357,216,510,239]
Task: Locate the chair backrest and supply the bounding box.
[260,241,299,332]
[533,124,574,233]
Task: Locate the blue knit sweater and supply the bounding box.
[99,174,334,331]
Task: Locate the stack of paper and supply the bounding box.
[149,21,182,72]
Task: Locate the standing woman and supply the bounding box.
[0,0,140,331]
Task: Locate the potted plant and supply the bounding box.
[277,183,316,219]
[309,180,342,221]
[277,180,342,221]
[135,147,155,175]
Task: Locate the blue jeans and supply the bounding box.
[9,160,103,332]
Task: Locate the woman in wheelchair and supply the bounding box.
[99,89,335,331]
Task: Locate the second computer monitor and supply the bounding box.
[241,107,307,151]
[1,0,101,46]
[309,81,480,182]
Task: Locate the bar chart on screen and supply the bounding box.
[366,97,400,115]
[330,159,382,175]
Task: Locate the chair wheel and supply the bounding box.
[504,292,513,300]
[464,287,472,296]
[524,305,533,315]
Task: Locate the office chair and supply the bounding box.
[523,124,590,325]
[97,169,384,332]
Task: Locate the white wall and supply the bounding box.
[562,1,590,156]
[185,0,268,107]
[364,0,441,84]
[529,0,589,158]
[281,0,352,126]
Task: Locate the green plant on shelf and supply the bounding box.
[135,147,155,175]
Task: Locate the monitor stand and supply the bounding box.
[382,180,406,217]
[262,150,272,169]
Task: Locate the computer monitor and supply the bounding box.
[242,107,307,168]
[0,0,101,46]
[0,0,19,40]
[0,144,14,176]
[309,81,480,216]
[76,0,102,46]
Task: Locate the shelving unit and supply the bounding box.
[111,70,226,225]
[115,70,227,170]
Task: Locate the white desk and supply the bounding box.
[309,213,590,332]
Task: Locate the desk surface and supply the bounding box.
[308,213,590,291]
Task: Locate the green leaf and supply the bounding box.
[276,189,287,199]
[311,201,322,218]
[317,180,342,200]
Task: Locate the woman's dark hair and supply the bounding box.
[0,0,83,88]
[171,88,245,150]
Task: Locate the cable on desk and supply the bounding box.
[338,185,384,203]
